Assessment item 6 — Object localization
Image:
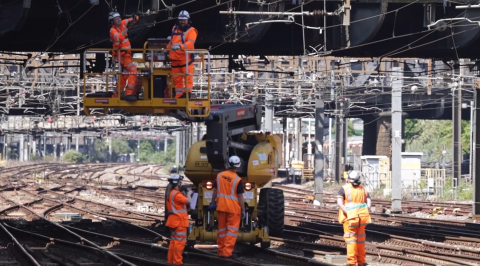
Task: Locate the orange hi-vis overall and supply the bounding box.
[338,183,371,266]
[216,170,242,257]
[167,24,198,98]
[110,15,139,97]
[166,189,189,265]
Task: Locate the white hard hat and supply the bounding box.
[168,174,184,184]
[228,155,241,168]
[178,10,190,20]
[109,12,121,20]
[347,170,361,185]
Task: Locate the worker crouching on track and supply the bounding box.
[337,170,372,266]
[109,11,140,101]
[166,174,193,265]
[167,10,198,99]
[210,155,246,258]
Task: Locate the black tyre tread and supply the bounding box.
[257,188,284,236]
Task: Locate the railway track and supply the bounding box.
[1,163,479,265]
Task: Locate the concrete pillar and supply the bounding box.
[164,138,168,153]
[362,116,377,156]
[453,61,463,187]
[19,134,24,162]
[391,66,403,213]
[75,135,79,152]
[314,93,325,203]
[335,114,344,183]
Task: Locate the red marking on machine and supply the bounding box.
[194,101,203,106]
[95,99,109,104]
[237,108,246,118]
[270,168,275,174]
[163,99,177,104]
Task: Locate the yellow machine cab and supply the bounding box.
[82,38,211,117]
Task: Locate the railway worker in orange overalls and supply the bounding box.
[337,170,372,266]
[210,155,246,259]
[167,10,198,99]
[166,174,193,265]
[109,11,139,101]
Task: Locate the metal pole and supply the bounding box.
[218,11,333,16]
[176,131,180,164]
[264,91,274,188]
[137,138,140,163]
[108,137,112,162]
[335,103,344,183]
[164,138,168,153]
[43,136,46,158]
[19,134,24,162]
[314,92,325,204]
[391,65,403,213]
[75,135,79,152]
[473,86,480,219]
[471,100,475,179]
[453,61,462,188]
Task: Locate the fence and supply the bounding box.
[382,168,446,199]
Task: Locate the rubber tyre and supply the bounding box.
[257,188,284,236]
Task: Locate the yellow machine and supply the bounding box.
[183,105,284,248]
[82,39,210,117]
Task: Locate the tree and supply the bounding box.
[64,150,84,163]
[139,141,155,162]
[404,119,422,145]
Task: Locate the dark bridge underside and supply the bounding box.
[1,0,480,58]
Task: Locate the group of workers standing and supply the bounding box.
[165,155,244,264]
[108,10,197,101]
[165,158,371,266]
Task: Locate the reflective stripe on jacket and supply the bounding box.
[167,25,198,61]
[110,15,138,57]
[338,183,371,224]
[166,189,189,228]
[216,170,241,214]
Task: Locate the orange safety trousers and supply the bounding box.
[167,227,187,265]
[343,217,368,265]
[217,211,240,257]
[119,54,138,96]
[172,61,194,98]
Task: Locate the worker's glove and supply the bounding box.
[187,190,193,198]
[171,45,181,51]
[127,21,134,28]
[241,210,246,220]
[167,36,172,40]
[208,203,217,211]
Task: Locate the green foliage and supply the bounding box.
[438,177,473,201]
[404,119,422,145]
[64,150,84,163]
[404,119,471,163]
[330,119,357,137]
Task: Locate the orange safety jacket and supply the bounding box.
[166,189,189,228]
[338,183,371,225]
[167,24,198,63]
[216,170,241,214]
[110,15,139,57]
